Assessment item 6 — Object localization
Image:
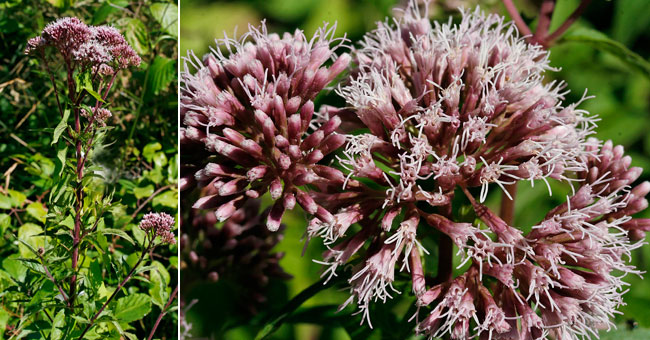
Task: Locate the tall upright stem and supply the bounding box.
[68,71,84,307]
[147,284,179,340]
[77,244,151,340]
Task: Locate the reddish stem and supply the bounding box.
[499,183,517,225]
[535,0,556,44]
[77,242,152,340]
[502,0,533,37]
[147,284,179,340]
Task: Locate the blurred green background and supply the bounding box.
[179,0,650,339]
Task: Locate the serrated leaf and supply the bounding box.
[143,56,176,103]
[561,26,650,79]
[118,18,149,55]
[113,293,152,323]
[52,109,70,145]
[102,228,135,245]
[150,3,178,37]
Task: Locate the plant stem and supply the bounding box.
[502,0,532,37]
[499,183,517,225]
[68,93,84,307]
[131,184,173,219]
[435,201,454,284]
[77,243,151,340]
[535,0,556,44]
[40,55,63,118]
[546,0,593,43]
[147,284,178,340]
[38,255,69,303]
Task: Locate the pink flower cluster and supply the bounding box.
[25,17,140,70]
[80,107,112,127]
[139,212,176,245]
[180,22,350,231]
[182,2,650,338]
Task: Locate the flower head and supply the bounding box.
[180,21,350,230]
[139,212,176,245]
[25,17,140,69]
[302,3,650,339]
[80,107,112,126]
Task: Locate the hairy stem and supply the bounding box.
[77,242,152,339]
[147,284,179,340]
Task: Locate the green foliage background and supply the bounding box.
[180,0,650,339]
[0,0,178,338]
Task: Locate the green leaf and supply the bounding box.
[152,190,177,209]
[149,269,167,308]
[561,26,650,79]
[0,309,8,338]
[17,223,45,258]
[142,142,162,162]
[84,86,106,103]
[26,202,47,223]
[0,213,10,233]
[8,189,26,207]
[150,3,178,37]
[612,0,650,45]
[102,228,135,245]
[113,293,152,323]
[2,255,27,283]
[50,310,65,340]
[143,56,176,103]
[55,145,67,177]
[0,195,11,210]
[52,109,70,145]
[131,224,147,247]
[133,184,154,200]
[92,0,129,25]
[118,18,149,55]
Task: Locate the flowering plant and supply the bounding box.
[181,0,650,339]
[0,2,178,338]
